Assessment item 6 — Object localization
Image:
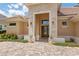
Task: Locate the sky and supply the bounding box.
[0,3,77,17]
[0,3,28,17]
[61,3,76,8]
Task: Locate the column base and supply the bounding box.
[36,35,40,40]
[28,36,35,43]
[48,37,53,43]
[28,40,34,43]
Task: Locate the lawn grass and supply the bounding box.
[53,41,79,47]
[0,39,28,43]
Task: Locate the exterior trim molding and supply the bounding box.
[33,10,51,40]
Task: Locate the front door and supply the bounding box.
[41,26,49,37]
[41,20,49,37]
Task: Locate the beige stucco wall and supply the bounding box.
[6,22,17,34]
[0,16,28,35]
[74,22,79,37]
[58,16,75,37]
[6,21,28,35]
[17,21,28,35]
[27,3,58,39]
[0,15,29,36]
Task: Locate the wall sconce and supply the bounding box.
[52,21,54,24]
[30,22,32,26]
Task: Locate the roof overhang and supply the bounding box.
[25,3,41,7]
[25,3,60,8]
[0,16,29,23]
[71,14,79,22]
[58,15,72,19]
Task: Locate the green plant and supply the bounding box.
[7,34,11,39]
[17,39,28,43]
[0,34,17,40]
[53,41,79,47]
[1,34,7,39]
[0,34,28,43]
[10,34,17,40]
[0,30,6,34]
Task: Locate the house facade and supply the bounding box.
[0,16,28,35]
[58,7,79,43]
[24,3,79,43]
[25,3,59,42]
[1,3,79,43]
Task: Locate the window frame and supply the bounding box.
[41,20,49,25]
[9,23,16,26]
[62,21,68,28]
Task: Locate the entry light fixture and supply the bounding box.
[52,21,54,24]
[30,22,32,25]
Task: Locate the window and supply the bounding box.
[62,21,67,26]
[3,25,6,30]
[0,25,2,30]
[42,20,49,25]
[9,23,16,26]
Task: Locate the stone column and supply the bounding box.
[32,15,35,42]
[28,19,34,42]
[28,13,36,42]
[48,12,58,42]
[49,12,52,42]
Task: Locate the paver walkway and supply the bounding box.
[0,42,79,56]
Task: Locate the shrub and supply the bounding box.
[0,34,17,40]
[0,34,6,39]
[10,34,17,40]
[0,30,6,34]
[0,34,28,43]
[7,34,11,39]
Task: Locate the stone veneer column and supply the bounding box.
[49,12,52,41]
[32,14,35,42]
[49,11,58,42]
[28,18,34,42]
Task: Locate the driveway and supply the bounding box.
[0,42,79,56]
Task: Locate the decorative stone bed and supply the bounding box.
[0,42,79,56]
